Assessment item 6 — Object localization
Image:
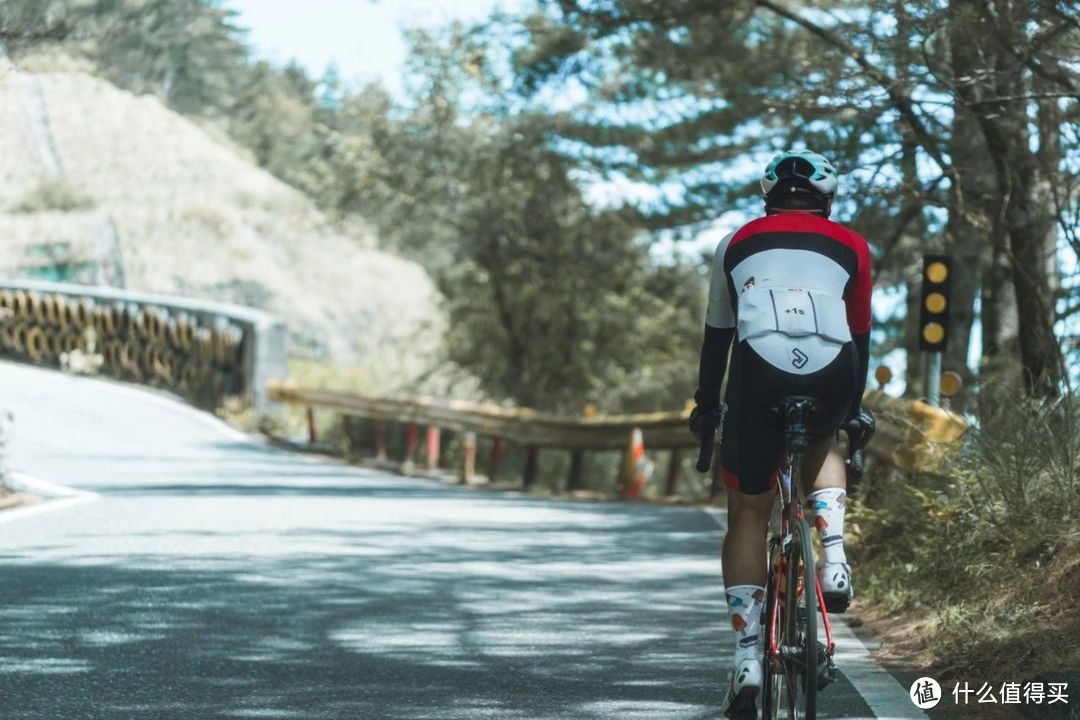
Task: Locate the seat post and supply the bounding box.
[785,398,813,456]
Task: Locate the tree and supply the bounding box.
[343,25,703,411]
[512,0,1079,396]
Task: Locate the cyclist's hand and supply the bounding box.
[689,403,724,442]
[847,407,876,445]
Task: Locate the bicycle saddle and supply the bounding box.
[769,395,824,423]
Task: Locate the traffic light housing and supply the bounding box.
[918,254,952,352]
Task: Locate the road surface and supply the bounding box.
[0,361,923,719]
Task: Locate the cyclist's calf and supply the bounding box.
[724,488,775,588]
[803,437,847,492]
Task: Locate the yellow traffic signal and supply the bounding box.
[919,255,952,352]
[940,371,963,397]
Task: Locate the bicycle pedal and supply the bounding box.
[816,642,837,691]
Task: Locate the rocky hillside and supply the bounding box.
[0,57,444,388]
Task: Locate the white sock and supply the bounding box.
[726,584,765,666]
[808,488,848,565]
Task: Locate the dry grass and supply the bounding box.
[849,391,1080,681]
[9,179,96,213]
[0,60,445,391]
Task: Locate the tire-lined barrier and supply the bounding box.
[0,280,286,410]
[268,382,968,496]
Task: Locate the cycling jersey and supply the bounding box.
[706,212,872,357]
[695,211,873,494]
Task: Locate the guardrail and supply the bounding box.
[0,280,287,409]
[268,382,969,496]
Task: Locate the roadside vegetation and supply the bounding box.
[9,179,96,213]
[850,389,1080,678]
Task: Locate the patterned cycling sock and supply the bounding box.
[808,488,848,565]
[726,584,765,666]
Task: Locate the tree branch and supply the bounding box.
[754,0,950,173]
[0,23,70,42]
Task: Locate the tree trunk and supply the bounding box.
[943,26,999,407]
[896,0,926,400]
[904,259,923,397]
[950,0,1063,396]
[980,227,1022,388]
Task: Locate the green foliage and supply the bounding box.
[10,180,96,213]
[849,390,1080,677]
[514,0,1080,394]
[363,25,703,412]
[6,0,705,413]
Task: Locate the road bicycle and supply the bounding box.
[697,397,868,720]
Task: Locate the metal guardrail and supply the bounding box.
[268,383,691,449]
[859,389,968,473]
[0,280,287,410]
[268,382,969,496]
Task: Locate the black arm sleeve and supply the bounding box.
[852,331,870,411]
[694,325,735,409]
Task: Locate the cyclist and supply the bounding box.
[688,149,874,716]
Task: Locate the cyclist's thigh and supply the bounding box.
[722,338,857,493]
[801,341,857,436]
[720,341,790,495]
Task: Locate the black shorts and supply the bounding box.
[720,339,857,495]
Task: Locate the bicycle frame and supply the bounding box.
[697,395,866,718]
[764,450,835,669]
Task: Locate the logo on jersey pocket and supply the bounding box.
[792,348,809,369]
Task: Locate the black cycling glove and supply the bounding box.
[689,403,725,442]
[846,406,876,446]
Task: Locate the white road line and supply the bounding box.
[7,471,95,498]
[0,471,99,525]
[831,618,928,719]
[700,507,925,719]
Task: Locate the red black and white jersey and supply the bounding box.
[706,212,872,375]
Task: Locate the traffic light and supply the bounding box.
[918,254,952,352]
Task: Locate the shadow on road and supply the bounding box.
[0,493,730,720]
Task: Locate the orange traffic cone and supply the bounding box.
[620,427,649,499]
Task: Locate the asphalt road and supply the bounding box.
[0,361,922,719]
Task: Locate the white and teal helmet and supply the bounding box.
[761,149,839,200]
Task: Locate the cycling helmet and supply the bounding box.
[761,149,838,202]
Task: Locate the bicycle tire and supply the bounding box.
[784,518,818,719]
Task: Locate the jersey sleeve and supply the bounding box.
[846,230,873,333]
[705,232,736,329]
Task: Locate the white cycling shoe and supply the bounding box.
[819,562,854,613]
[723,658,762,719]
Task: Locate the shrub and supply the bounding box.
[849,390,1080,678]
[10,180,96,213]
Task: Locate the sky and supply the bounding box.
[227,0,517,97]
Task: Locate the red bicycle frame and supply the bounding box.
[764,459,835,666]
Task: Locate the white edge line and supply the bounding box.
[7,470,95,498]
[831,617,929,719]
[0,471,99,525]
[700,508,927,720]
